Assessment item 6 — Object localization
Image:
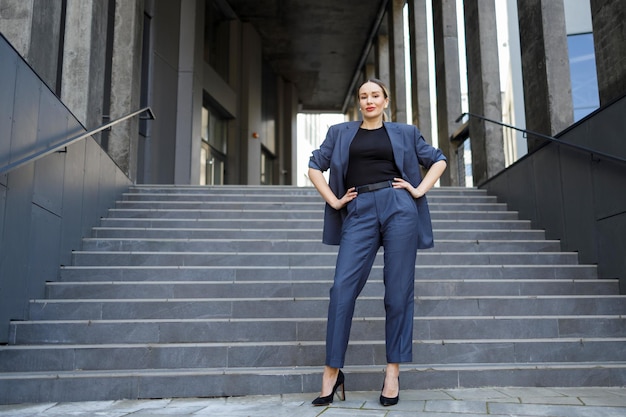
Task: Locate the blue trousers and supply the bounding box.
[325,186,420,368]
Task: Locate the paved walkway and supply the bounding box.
[1,387,625,416]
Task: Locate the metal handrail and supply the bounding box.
[0,106,155,175]
[456,112,626,165]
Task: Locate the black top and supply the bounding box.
[345,126,401,189]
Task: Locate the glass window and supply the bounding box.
[204,1,231,80]
[261,146,274,185]
[200,104,228,185]
[568,33,599,121]
[202,107,227,154]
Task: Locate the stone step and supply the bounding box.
[26,296,626,320]
[11,316,626,344]
[123,187,489,197]
[3,362,626,404]
[2,362,625,404]
[97,218,532,230]
[70,251,581,267]
[105,208,519,221]
[114,200,510,212]
[121,193,499,204]
[127,185,487,196]
[2,338,625,372]
[5,184,621,406]
[80,238,562,253]
[90,228,547,240]
[44,279,620,299]
[58,264,599,281]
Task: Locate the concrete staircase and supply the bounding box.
[1,185,625,404]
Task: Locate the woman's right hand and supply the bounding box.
[331,187,357,210]
[308,168,357,211]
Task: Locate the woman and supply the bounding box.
[308,79,447,407]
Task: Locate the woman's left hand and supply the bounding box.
[392,178,424,199]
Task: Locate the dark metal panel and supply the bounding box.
[498,157,539,228]
[532,146,565,240]
[0,164,35,341]
[0,39,18,170]
[558,144,596,264]
[27,204,62,299]
[0,183,6,255]
[481,168,508,203]
[98,151,118,216]
[593,159,626,220]
[59,122,88,266]
[32,89,70,215]
[0,57,43,340]
[9,61,42,164]
[597,214,626,290]
[81,139,103,238]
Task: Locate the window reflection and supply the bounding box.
[568,33,599,121]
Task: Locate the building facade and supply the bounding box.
[1,0,625,342]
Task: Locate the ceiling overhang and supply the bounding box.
[226,0,389,113]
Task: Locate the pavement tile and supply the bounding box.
[424,399,488,414]
[314,409,386,417]
[494,387,567,399]
[549,387,624,398]
[0,404,56,416]
[0,388,624,416]
[388,413,505,417]
[579,395,626,407]
[514,396,584,406]
[442,387,512,401]
[398,390,453,401]
[488,402,626,417]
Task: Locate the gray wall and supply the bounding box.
[0,35,131,343]
[481,95,626,292]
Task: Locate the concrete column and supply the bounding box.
[375,34,391,89]
[61,0,109,131]
[517,0,573,150]
[226,19,242,184]
[29,0,64,92]
[241,23,262,185]
[0,0,35,57]
[432,0,462,186]
[281,81,298,186]
[0,0,64,93]
[388,0,408,123]
[590,0,626,106]
[174,0,203,185]
[108,0,144,181]
[407,0,432,142]
[463,0,505,185]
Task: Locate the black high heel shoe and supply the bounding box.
[379,376,399,406]
[312,369,345,406]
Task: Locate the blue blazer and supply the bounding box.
[309,121,447,247]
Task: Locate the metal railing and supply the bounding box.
[0,106,155,175]
[456,112,626,166]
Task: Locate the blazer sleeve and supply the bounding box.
[308,126,337,172]
[413,127,446,168]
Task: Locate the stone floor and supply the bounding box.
[1,387,626,416]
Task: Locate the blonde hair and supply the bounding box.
[358,78,390,122]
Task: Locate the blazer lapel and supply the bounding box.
[339,121,361,178]
[384,122,405,174]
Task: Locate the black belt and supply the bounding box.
[356,180,393,194]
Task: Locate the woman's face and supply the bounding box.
[358,81,388,120]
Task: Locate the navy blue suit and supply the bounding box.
[309,121,445,247]
[309,121,446,368]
